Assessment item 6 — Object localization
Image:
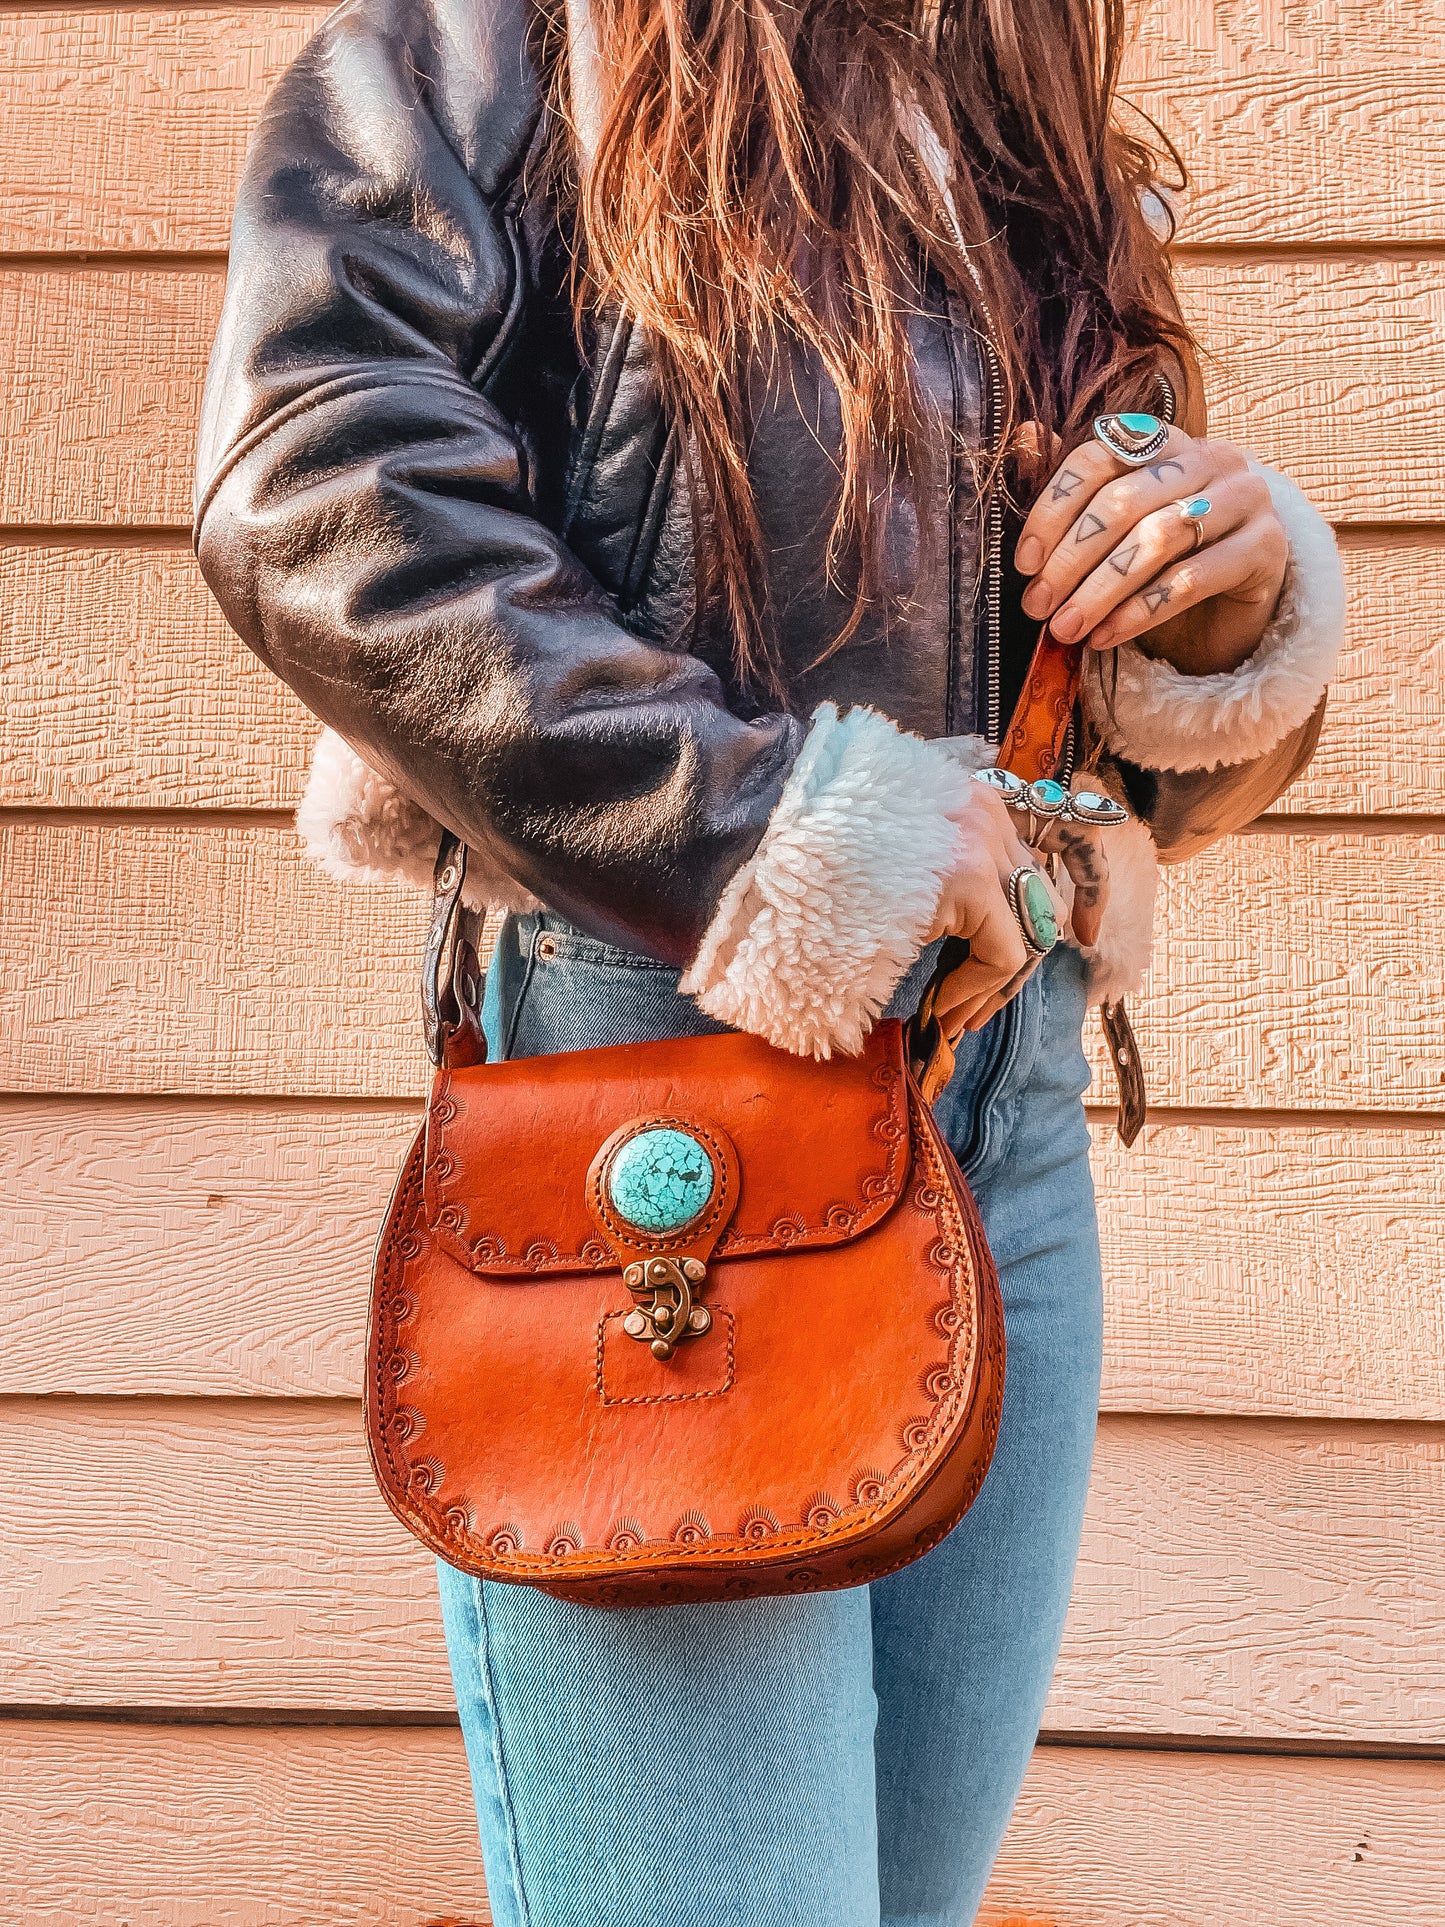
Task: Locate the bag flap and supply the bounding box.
[424,1021,911,1277]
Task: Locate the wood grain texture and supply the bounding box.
[6,822,1442,1111]
[1088,830,1445,1114]
[6,1401,1441,1746]
[980,1744,1445,1927]
[0,1100,419,1398]
[0,822,430,1099]
[5,1101,1444,1421]
[0,6,326,255]
[0,1719,491,1927]
[2,259,1442,527]
[1091,1117,1445,1422]
[3,1723,1443,1927]
[7,4,1445,253]
[1125,0,1445,247]
[0,534,1430,815]
[0,543,314,809]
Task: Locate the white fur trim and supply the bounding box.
[296,727,539,915]
[680,704,980,1059]
[1083,461,1344,774]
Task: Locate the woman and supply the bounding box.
[194,1,1343,1918]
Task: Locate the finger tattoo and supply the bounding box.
[1142,580,1173,613]
[1108,540,1141,578]
[1074,511,1108,544]
[1051,469,1085,503]
[1145,457,1186,484]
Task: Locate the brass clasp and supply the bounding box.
[622,1257,712,1361]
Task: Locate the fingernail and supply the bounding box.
[1015,535,1043,575]
[1089,624,1117,650]
[1050,607,1082,642]
[1022,581,1054,619]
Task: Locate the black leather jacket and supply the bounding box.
[194,0,1318,966]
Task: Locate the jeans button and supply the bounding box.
[535,934,558,961]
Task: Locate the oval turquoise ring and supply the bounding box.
[1093,411,1170,466]
[1007,865,1060,958]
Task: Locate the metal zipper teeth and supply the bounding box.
[927,185,1008,747]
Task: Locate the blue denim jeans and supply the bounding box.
[437,913,1102,1927]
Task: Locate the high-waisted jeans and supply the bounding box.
[436,913,1103,1927]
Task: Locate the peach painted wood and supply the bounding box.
[1124,0,1445,248]
[0,542,314,809]
[5,1100,1445,1422]
[4,259,1445,528]
[5,4,1445,254]
[0,822,430,1100]
[980,1745,1445,1927]
[0,1099,419,1398]
[6,821,1442,1110]
[1090,1117,1445,1422]
[0,1719,492,1927]
[0,535,1428,817]
[4,1723,1442,1927]
[0,6,327,255]
[7,1401,1442,1746]
[1044,1414,1445,1745]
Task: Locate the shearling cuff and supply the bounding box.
[680,703,986,1060]
[296,727,539,915]
[1082,461,1344,774]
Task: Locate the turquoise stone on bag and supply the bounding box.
[608,1128,715,1233]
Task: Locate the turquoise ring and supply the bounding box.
[1174,493,1212,552]
[1007,865,1060,958]
[1094,411,1170,466]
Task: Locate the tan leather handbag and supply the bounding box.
[365,832,1004,1606]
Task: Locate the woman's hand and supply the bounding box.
[1014,424,1288,675]
[926,782,1111,1034]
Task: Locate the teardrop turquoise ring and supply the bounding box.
[1093,411,1171,466]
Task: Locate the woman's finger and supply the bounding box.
[1045,466,1264,647]
[1033,817,1111,948]
[1086,519,1289,651]
[1014,423,1201,580]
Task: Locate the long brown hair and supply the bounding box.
[540,0,1195,691]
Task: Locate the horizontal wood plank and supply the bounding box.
[5,822,1440,1111]
[0,1101,418,1398]
[0,6,326,256]
[0,543,314,809]
[5,5,1445,253]
[5,1400,1441,1747]
[0,534,1428,816]
[3,1722,1442,1927]
[6,1100,1444,1422]
[981,1744,1445,1927]
[0,822,429,1099]
[1090,1117,1445,1421]
[1125,0,1445,247]
[0,1719,490,1927]
[0,259,1441,528]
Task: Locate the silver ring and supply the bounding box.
[1067,788,1131,827]
[1173,493,1212,554]
[1007,865,1060,957]
[1094,412,1170,466]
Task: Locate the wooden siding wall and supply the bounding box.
[2,2,1442,1921]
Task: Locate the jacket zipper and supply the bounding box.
[921,177,1007,745]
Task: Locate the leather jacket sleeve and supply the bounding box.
[192,0,801,966]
